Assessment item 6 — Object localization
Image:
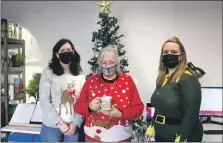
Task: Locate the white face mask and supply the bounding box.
[101,65,117,77]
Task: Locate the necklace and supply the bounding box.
[102,77,117,97]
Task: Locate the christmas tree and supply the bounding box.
[87,0,129,77]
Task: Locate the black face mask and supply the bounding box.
[162,54,180,69]
[58,52,73,64]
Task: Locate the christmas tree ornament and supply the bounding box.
[120,50,126,56]
[97,0,112,14]
[95,54,99,58]
[98,47,102,51]
[123,56,128,61]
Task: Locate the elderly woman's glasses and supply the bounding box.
[100,61,117,67]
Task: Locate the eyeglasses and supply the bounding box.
[100,61,117,67]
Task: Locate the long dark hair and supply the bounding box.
[48,38,82,76]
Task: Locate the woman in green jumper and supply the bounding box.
[146,36,203,142]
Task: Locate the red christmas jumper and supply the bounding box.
[75,73,144,142]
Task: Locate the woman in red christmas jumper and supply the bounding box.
[75,46,144,142]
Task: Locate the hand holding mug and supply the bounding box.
[89,97,101,111]
[102,105,122,118]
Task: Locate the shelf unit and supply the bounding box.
[1,37,25,126]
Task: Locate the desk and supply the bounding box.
[202,123,223,142]
[1,125,41,141]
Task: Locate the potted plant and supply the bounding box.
[15,51,25,67]
[23,73,41,102]
[9,51,25,67]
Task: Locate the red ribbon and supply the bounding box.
[69,90,75,96]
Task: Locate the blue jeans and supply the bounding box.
[41,124,79,142]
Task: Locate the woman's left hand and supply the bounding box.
[64,123,77,136]
[102,105,122,118]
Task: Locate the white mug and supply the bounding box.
[101,96,113,111]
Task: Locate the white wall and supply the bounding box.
[1,1,222,105]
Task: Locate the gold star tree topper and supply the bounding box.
[97,0,112,14]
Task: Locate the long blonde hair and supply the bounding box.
[156,36,187,86]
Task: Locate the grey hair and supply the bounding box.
[98,45,121,73]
